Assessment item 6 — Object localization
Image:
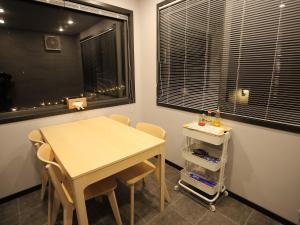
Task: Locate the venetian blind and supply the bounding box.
[219,0,300,128]
[157,0,225,111]
[158,0,300,129]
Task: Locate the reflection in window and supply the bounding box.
[81,24,126,100]
[0,0,133,119]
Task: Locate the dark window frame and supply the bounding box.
[156,0,300,133]
[0,0,135,124]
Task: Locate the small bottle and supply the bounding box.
[207,109,213,123]
[198,113,206,126]
[213,108,221,127]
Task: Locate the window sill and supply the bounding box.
[0,97,133,124]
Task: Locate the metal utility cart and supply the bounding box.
[175,123,231,211]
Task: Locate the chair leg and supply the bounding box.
[48,181,53,225]
[41,169,48,200]
[142,178,146,188]
[51,191,61,225]
[107,191,122,225]
[130,185,134,225]
[63,206,73,225]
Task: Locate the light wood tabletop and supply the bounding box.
[41,116,166,225]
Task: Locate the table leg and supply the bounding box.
[72,181,89,225]
[154,160,171,203]
[158,152,165,212]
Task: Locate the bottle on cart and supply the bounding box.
[213,107,221,127]
[198,113,206,126]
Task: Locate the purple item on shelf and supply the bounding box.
[189,172,217,187]
[192,149,220,163]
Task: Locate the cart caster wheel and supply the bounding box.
[209,205,216,212]
[174,185,180,191]
[224,191,229,197]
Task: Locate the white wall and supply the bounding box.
[138,0,300,224]
[0,0,142,199]
[1,0,300,224]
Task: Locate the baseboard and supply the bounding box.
[0,184,41,204]
[165,159,182,170]
[165,159,296,225]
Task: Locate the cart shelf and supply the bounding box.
[182,149,221,172]
[183,126,225,145]
[180,169,218,196]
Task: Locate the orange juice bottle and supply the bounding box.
[213,108,221,127]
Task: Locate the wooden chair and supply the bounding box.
[110,114,131,126]
[28,129,44,149]
[28,129,48,200]
[116,122,170,225]
[37,144,123,225]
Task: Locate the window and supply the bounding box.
[0,0,135,123]
[158,0,225,111]
[157,0,300,132]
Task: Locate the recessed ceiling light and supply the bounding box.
[67,19,74,25]
[59,27,64,32]
[0,19,4,24]
[0,8,4,13]
[279,3,285,8]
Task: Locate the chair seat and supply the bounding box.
[85,177,117,200]
[61,176,117,203]
[116,160,156,185]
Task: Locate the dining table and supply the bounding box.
[40,116,166,225]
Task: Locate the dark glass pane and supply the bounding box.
[0,0,128,115]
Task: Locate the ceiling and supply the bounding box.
[0,0,105,35]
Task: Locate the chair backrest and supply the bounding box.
[28,130,44,149]
[136,122,166,140]
[110,114,131,126]
[37,144,73,206]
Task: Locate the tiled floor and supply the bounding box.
[0,164,282,225]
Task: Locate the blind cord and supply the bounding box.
[233,0,247,113]
[202,0,211,110]
[265,0,284,119]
